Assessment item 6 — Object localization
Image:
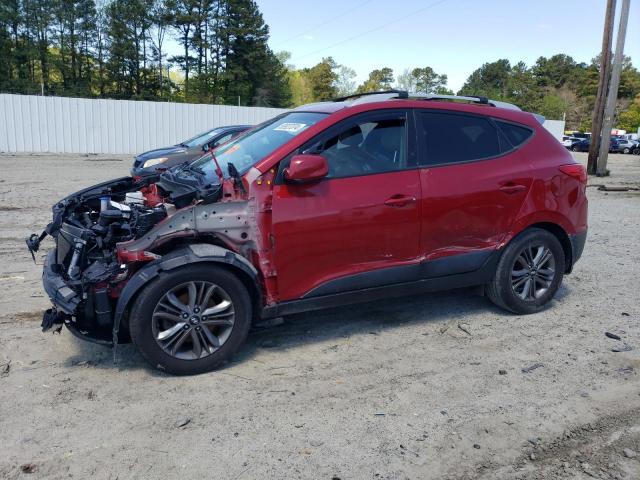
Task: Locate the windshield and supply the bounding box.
[191,112,328,182]
[181,128,227,148]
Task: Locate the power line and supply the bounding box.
[290,0,449,64]
[273,0,375,47]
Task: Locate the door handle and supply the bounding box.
[384,195,416,207]
[499,183,527,194]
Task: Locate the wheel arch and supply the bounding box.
[113,244,263,333]
[507,222,573,274]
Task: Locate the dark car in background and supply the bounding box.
[570,138,622,153]
[131,125,251,177]
[570,139,590,152]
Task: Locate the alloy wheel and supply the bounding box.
[151,281,235,360]
[510,244,556,301]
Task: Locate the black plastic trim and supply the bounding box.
[303,249,495,299]
[64,318,113,346]
[264,250,500,319]
[263,259,498,319]
[112,244,260,327]
[569,230,587,268]
[42,251,80,315]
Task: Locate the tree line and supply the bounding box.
[0,0,290,106]
[1,0,639,131]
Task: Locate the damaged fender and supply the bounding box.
[112,243,261,345]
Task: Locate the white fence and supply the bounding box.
[0,94,287,155]
[0,93,566,154]
[542,119,566,142]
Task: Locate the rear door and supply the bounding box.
[416,110,534,274]
[271,109,422,301]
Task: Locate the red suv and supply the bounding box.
[28,91,588,375]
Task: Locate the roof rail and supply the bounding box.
[333,89,408,102]
[406,93,522,111]
[332,90,522,111]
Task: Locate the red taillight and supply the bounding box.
[559,164,587,183]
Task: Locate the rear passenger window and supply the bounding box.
[418,111,500,166]
[497,121,533,149]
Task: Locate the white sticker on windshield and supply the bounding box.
[274,122,308,133]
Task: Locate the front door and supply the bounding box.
[271,110,422,301]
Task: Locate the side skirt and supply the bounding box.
[261,252,499,319]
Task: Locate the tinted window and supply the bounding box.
[182,128,226,148]
[497,121,533,149]
[418,112,500,165]
[306,116,407,178]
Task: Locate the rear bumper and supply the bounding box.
[569,230,587,270]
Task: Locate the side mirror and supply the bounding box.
[284,154,328,183]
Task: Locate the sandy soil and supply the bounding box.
[0,152,639,480]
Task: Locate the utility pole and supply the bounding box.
[597,0,631,176]
[587,0,616,175]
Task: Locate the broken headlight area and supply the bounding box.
[31,176,170,343]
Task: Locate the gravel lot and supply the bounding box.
[0,152,639,479]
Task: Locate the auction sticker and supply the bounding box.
[274,123,308,133]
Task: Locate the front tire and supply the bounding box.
[129,264,252,375]
[487,228,565,314]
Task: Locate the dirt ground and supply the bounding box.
[0,151,639,480]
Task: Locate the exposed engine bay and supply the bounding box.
[26,163,259,346]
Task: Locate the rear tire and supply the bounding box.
[487,228,565,314]
[129,264,252,375]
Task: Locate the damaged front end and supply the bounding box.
[27,162,260,348]
[27,175,170,343]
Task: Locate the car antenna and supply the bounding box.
[207,146,225,185]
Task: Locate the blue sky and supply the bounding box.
[259,0,640,92]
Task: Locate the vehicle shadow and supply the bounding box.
[64,284,571,375]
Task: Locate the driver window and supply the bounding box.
[309,116,407,179]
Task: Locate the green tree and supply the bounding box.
[357,67,394,93]
[303,57,338,101]
[411,66,450,94]
[538,94,567,120]
[219,0,290,106]
[334,65,356,97]
[617,94,640,132]
[458,59,512,99]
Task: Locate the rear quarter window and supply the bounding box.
[496,121,534,150]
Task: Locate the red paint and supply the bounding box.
[130,99,588,306]
[271,169,422,300]
[417,144,534,261]
[283,154,329,182]
[253,101,586,303]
